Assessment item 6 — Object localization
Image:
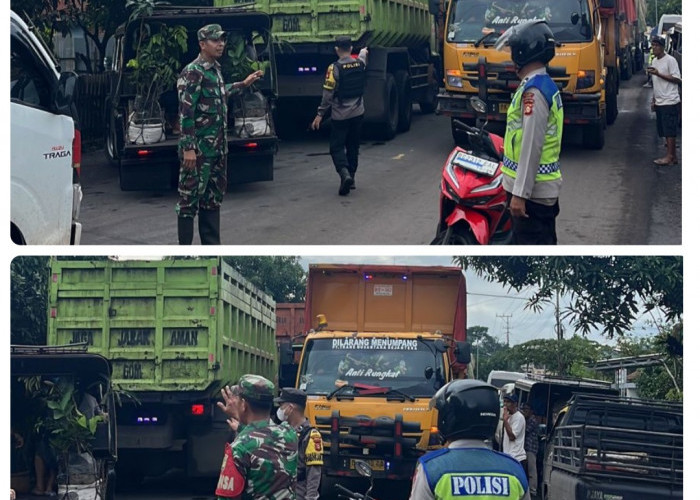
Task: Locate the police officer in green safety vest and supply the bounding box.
[408,380,531,500]
[495,20,563,245]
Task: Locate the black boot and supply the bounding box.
[198,209,221,245]
[178,216,194,245]
[338,168,352,196]
[349,170,356,189]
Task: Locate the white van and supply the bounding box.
[11,10,82,244]
[657,14,681,37]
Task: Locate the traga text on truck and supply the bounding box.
[283,264,471,493]
[47,257,278,483]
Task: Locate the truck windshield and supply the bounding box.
[298,338,442,398]
[447,0,593,44]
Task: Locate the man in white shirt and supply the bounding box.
[648,35,681,166]
[502,394,527,474]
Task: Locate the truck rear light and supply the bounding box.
[50,308,57,318]
[243,142,259,149]
[136,416,159,424]
[137,150,152,156]
[191,404,205,416]
[72,128,82,179]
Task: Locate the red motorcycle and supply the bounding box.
[431,98,512,245]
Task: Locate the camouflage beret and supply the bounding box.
[198,24,226,41]
[232,374,275,402]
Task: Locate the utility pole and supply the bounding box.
[555,288,563,341]
[497,313,513,346]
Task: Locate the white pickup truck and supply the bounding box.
[11,10,82,244]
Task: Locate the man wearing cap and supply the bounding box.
[215,374,298,499]
[275,388,324,500]
[648,35,681,166]
[311,36,369,196]
[176,24,264,245]
[502,394,527,474]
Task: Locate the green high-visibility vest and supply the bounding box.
[502,73,563,183]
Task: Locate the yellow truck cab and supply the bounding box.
[293,264,470,486]
[431,0,616,150]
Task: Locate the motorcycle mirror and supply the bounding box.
[354,460,373,478]
[469,97,488,114]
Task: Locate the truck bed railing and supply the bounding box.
[550,424,683,485]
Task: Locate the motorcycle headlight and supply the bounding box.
[471,173,503,193]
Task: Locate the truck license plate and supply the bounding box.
[350,459,384,472]
[498,102,509,114]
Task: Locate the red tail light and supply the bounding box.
[191,404,205,416]
[72,128,82,179]
[243,142,259,149]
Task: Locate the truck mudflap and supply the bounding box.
[438,57,601,124]
[315,411,424,480]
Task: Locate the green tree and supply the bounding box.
[469,326,508,380]
[454,256,682,338]
[11,256,51,345]
[223,257,307,303]
[504,336,607,378]
[646,0,682,27]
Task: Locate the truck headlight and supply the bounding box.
[576,70,596,89]
[446,75,463,88]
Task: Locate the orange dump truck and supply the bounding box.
[291,264,470,486]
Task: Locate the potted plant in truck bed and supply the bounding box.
[220,32,273,138]
[125,0,187,144]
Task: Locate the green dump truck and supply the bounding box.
[47,257,277,482]
[215,0,441,140]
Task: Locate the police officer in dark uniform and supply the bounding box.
[409,380,530,500]
[274,388,324,500]
[311,36,369,195]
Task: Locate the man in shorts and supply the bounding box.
[648,35,681,165]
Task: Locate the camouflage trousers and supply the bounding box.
[175,154,227,218]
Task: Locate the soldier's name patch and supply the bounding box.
[449,475,510,496]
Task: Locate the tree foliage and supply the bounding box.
[223,257,307,303]
[454,256,682,338]
[11,257,51,345]
[646,0,682,27]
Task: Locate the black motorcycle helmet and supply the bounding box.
[430,379,500,441]
[495,20,556,69]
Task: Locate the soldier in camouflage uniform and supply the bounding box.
[215,374,298,500]
[176,24,263,245]
[275,388,324,500]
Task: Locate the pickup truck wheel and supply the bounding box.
[395,70,412,133]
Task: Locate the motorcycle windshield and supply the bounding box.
[447,0,593,44]
[298,338,443,398]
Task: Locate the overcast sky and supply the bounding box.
[300,255,664,348]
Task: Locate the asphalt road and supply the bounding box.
[78,73,681,246]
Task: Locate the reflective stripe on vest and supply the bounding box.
[502,74,563,183]
[421,447,527,500]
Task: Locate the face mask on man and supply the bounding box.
[276,406,288,422]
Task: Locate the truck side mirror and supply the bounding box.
[428,0,441,16]
[55,71,77,116]
[424,367,434,380]
[455,341,471,364]
[570,13,579,25]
